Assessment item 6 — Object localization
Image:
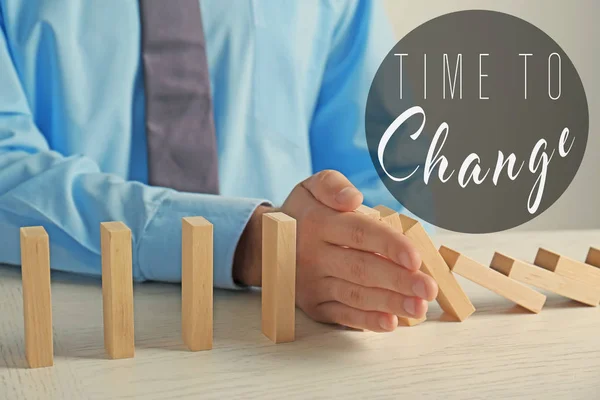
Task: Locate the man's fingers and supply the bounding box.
[323,245,437,300]
[301,170,363,212]
[315,302,398,332]
[321,212,422,271]
[319,277,428,318]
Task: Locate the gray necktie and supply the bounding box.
[139,0,219,194]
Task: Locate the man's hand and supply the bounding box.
[233,170,438,332]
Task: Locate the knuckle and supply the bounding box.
[350,225,366,246]
[316,169,338,186]
[346,287,364,307]
[348,254,368,283]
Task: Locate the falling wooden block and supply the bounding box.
[182,217,213,351]
[585,247,600,268]
[440,246,546,313]
[20,227,53,368]
[262,212,297,343]
[101,222,135,359]
[354,204,380,219]
[398,215,475,321]
[375,205,425,326]
[491,252,600,306]
[534,248,600,287]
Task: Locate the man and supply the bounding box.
[0,0,437,332]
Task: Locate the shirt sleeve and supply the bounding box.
[309,0,407,212]
[0,14,265,289]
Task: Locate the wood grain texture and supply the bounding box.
[182,217,213,351]
[262,212,296,343]
[585,247,600,268]
[354,205,380,219]
[441,246,546,313]
[20,227,53,368]
[374,205,425,327]
[399,215,475,321]
[3,230,600,399]
[535,248,600,287]
[491,252,600,306]
[100,222,135,359]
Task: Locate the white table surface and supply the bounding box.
[1,229,600,400]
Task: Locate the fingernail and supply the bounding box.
[403,297,417,316]
[335,187,360,204]
[379,315,394,331]
[412,280,428,299]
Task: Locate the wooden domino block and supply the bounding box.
[373,205,403,231]
[491,252,600,306]
[101,222,135,359]
[398,215,475,321]
[375,205,426,326]
[535,248,600,287]
[585,247,600,268]
[182,217,213,351]
[354,204,380,219]
[440,246,546,313]
[397,315,427,327]
[20,227,53,368]
[262,212,296,343]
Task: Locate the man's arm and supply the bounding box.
[309,0,403,209]
[0,16,265,289]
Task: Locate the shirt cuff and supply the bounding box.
[137,190,270,289]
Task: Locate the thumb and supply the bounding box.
[301,170,363,212]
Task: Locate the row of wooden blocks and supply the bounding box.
[359,205,600,326]
[18,205,600,369]
[19,212,297,368]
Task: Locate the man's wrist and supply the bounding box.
[233,204,275,286]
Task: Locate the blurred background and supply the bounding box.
[383,0,599,231]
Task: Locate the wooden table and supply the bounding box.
[1,230,600,399]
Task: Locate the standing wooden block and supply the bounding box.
[398,214,475,321]
[182,217,213,351]
[491,252,600,306]
[534,248,600,287]
[20,227,53,368]
[262,212,296,343]
[375,205,426,326]
[585,247,600,268]
[101,222,135,359]
[354,204,380,219]
[440,246,546,313]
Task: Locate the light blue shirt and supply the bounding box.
[0,0,399,288]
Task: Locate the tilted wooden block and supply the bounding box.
[585,247,600,268]
[373,205,403,231]
[20,227,54,368]
[354,204,380,219]
[399,215,475,322]
[440,246,546,313]
[101,222,135,359]
[262,212,297,343]
[535,248,600,288]
[375,205,425,326]
[491,252,600,306]
[182,217,213,351]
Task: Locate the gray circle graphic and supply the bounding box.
[366,10,588,233]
